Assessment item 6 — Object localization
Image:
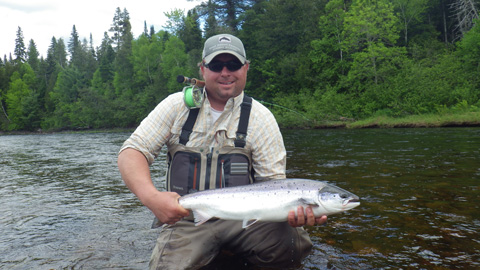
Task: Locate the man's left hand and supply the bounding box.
[287,206,328,227]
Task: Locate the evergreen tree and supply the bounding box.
[68,25,82,67]
[149,26,156,40]
[143,20,149,38]
[178,9,203,53]
[112,8,135,103]
[197,0,255,33]
[55,38,68,69]
[14,27,27,64]
[42,37,67,114]
[27,39,40,72]
[94,32,116,97]
[201,0,225,36]
[85,34,98,80]
[109,7,124,51]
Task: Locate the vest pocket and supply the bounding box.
[168,151,201,195]
[217,154,251,188]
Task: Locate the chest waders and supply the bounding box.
[167,96,254,196]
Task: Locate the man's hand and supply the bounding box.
[287,206,328,227]
[143,191,190,225]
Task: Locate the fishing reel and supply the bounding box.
[177,75,205,109]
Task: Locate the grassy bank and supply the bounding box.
[312,111,480,129]
[347,111,480,128]
[276,109,480,129]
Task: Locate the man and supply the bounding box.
[118,34,327,270]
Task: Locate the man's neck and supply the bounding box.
[207,96,227,111]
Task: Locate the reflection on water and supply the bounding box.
[0,128,479,269]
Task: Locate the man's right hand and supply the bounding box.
[143,191,190,225]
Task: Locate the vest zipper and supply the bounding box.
[220,160,225,188]
[205,148,213,189]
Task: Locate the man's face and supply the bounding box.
[201,53,249,109]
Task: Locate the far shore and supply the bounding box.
[1,111,479,135]
[279,111,480,129]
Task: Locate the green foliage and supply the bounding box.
[1,2,480,131]
[4,64,40,130]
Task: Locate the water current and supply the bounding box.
[1,128,479,269]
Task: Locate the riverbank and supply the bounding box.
[303,111,480,129]
[346,111,480,128]
[1,111,479,134]
[0,128,135,136]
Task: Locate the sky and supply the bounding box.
[0,0,201,59]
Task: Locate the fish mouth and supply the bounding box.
[342,197,360,206]
[348,197,360,203]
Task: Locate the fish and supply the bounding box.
[152,179,360,229]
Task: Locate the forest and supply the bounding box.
[0,0,479,131]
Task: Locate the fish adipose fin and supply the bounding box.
[242,219,259,229]
[192,210,213,226]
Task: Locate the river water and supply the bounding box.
[0,128,479,269]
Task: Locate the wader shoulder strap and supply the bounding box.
[179,95,253,147]
[234,95,252,148]
[179,108,199,145]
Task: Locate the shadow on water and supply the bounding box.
[1,128,479,269]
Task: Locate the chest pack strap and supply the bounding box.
[179,95,253,148]
[179,108,199,145]
[234,96,252,148]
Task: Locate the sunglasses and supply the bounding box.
[204,61,244,72]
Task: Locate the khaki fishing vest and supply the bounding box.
[166,96,254,196]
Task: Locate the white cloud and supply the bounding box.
[0,0,201,58]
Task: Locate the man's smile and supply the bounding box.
[219,81,234,85]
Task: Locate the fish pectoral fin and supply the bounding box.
[192,210,213,226]
[298,198,318,207]
[242,219,259,229]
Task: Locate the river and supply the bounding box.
[1,128,479,269]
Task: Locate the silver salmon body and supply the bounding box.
[179,178,360,228]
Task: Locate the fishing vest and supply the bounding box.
[166,95,255,196]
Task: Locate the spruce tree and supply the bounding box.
[27,39,40,72]
[14,26,27,64]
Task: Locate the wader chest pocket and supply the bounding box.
[168,152,201,196]
[217,154,251,188]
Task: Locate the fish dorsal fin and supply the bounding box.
[192,209,213,226]
[242,219,259,229]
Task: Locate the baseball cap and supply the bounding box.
[202,34,247,64]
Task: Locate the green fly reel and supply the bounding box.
[183,85,204,109]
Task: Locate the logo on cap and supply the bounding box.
[219,36,231,43]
